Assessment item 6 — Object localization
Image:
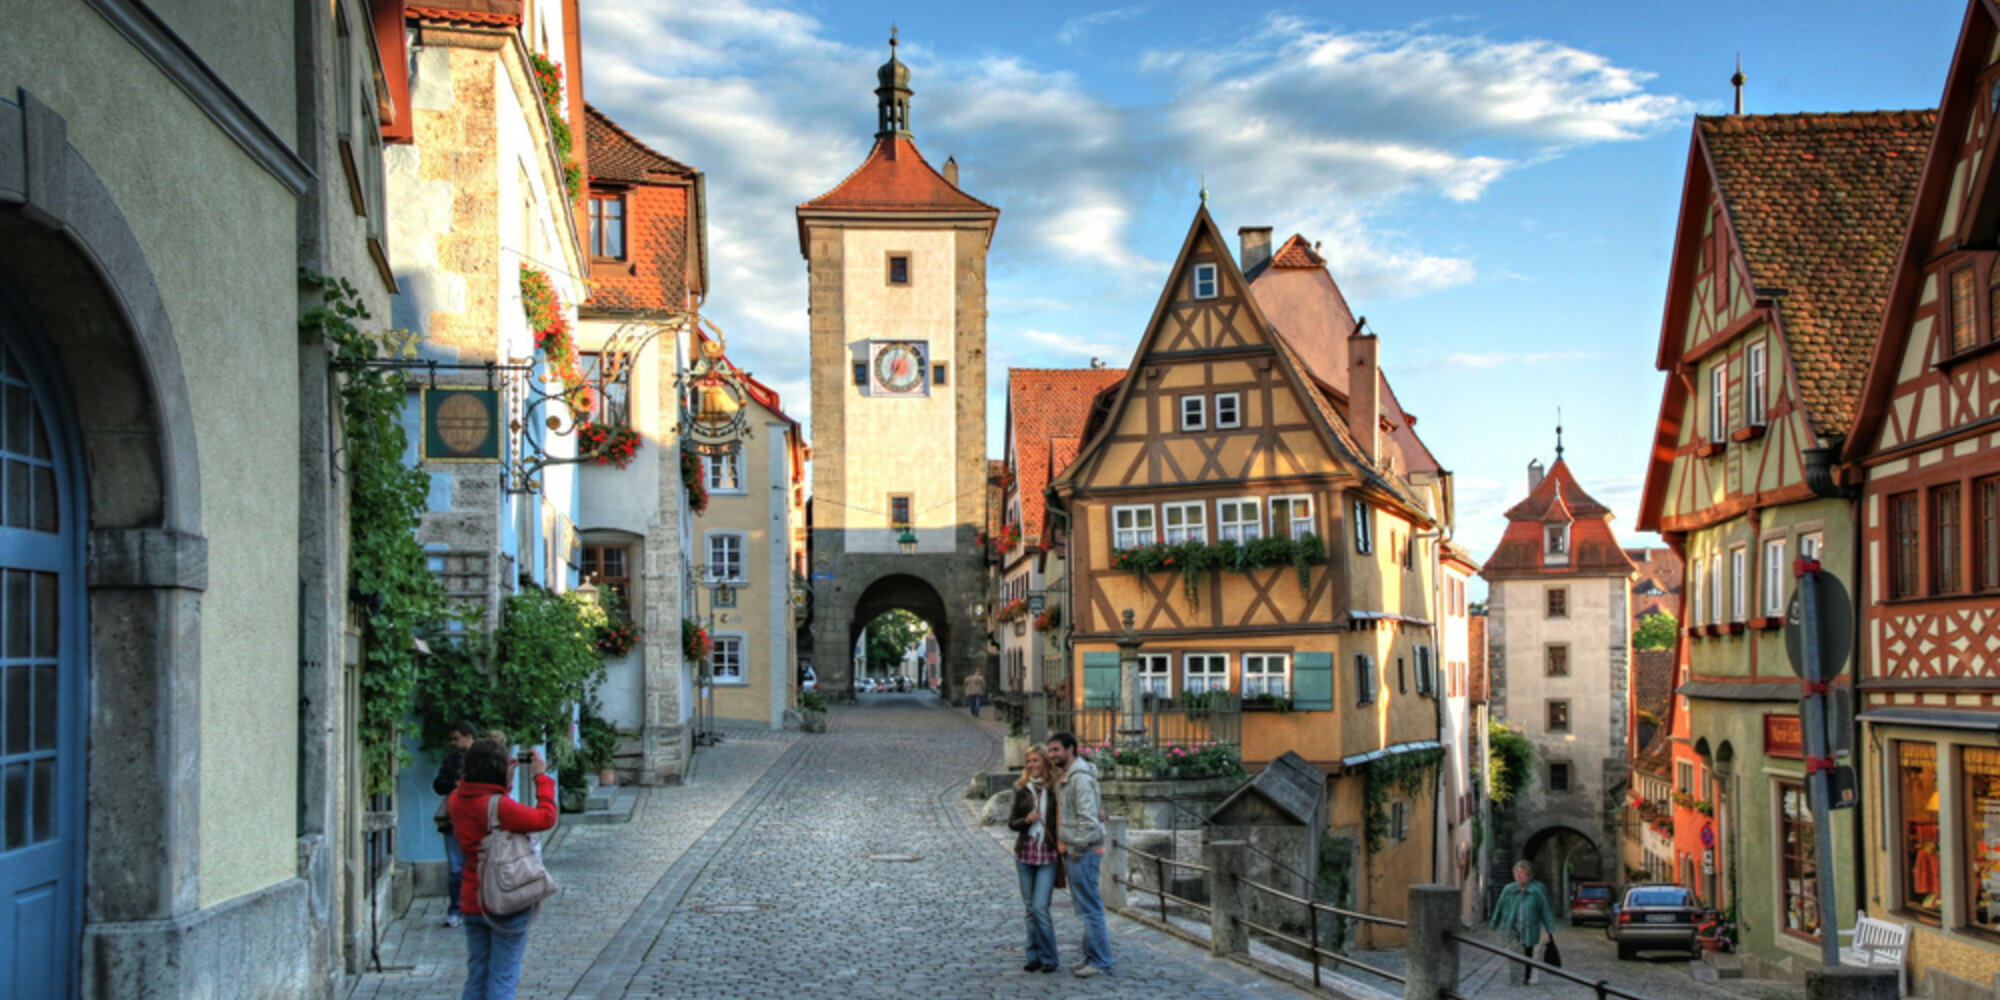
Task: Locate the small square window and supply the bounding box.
[1180,395,1206,432]
[853,363,868,386]
[1547,699,1571,733]
[1549,763,1571,792]
[1214,393,1242,428]
[1545,644,1569,677]
[889,494,911,528]
[1193,263,1219,299]
[888,254,910,285]
[932,362,948,386]
[1546,587,1568,618]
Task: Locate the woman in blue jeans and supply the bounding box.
[1006,747,1063,972]
[448,739,558,1000]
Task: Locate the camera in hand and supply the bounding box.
[516,753,533,763]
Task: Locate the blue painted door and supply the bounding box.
[0,316,81,999]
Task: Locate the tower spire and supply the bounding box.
[1731,54,1746,115]
[875,27,914,139]
[1555,407,1565,462]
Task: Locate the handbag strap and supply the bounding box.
[487,793,501,835]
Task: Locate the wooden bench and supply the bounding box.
[1837,911,1911,996]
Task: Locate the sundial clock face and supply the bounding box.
[872,341,928,395]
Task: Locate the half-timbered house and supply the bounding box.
[1047,207,1447,927]
[1842,3,2000,990]
[1638,105,1931,974]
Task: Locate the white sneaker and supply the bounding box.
[445,913,462,928]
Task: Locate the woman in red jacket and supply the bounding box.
[448,739,558,1000]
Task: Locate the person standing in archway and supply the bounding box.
[964,669,987,717]
[1490,859,1558,984]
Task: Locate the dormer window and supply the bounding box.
[1546,523,1569,556]
[1193,263,1218,300]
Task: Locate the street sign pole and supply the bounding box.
[1795,560,1842,967]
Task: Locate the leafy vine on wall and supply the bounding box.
[1362,746,1443,854]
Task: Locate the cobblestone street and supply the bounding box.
[350,697,1311,1000]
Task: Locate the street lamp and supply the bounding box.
[897,527,918,555]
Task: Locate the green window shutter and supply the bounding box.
[1083,651,1122,708]
[1293,652,1334,711]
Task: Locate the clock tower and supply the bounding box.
[798,33,999,699]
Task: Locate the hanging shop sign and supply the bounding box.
[1764,713,1804,760]
[423,387,502,462]
[680,337,751,457]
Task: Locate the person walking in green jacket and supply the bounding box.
[1490,860,1558,984]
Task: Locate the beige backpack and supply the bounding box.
[477,794,559,915]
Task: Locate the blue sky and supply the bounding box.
[581,0,1967,569]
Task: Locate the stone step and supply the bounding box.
[579,787,638,825]
[1697,950,1744,979]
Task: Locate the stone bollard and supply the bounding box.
[1404,885,1460,1000]
[1805,967,1898,1000]
[1205,840,1249,958]
[1103,816,1129,910]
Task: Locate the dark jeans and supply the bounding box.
[1016,861,1058,968]
[968,694,984,717]
[463,907,533,1000]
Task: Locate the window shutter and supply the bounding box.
[1082,651,1122,709]
[1293,651,1333,710]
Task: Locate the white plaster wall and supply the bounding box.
[1496,573,1622,818]
[840,228,958,553]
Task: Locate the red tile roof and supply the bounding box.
[1483,460,1636,579]
[1626,547,1683,622]
[1700,110,1935,436]
[407,1,520,26]
[1007,369,1125,549]
[585,105,694,183]
[1631,648,1678,771]
[799,136,997,215]
[1269,234,1326,269]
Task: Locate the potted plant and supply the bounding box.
[798,690,828,733]
[577,706,620,787]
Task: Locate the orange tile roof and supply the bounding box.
[1269,234,1326,269]
[407,1,520,26]
[799,136,997,214]
[585,105,694,183]
[1700,110,1935,436]
[1008,369,1125,548]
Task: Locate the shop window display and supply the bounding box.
[1779,782,1820,940]
[1965,746,2000,934]
[1900,742,1941,918]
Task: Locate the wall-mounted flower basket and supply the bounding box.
[1110,534,1326,610]
[680,448,708,514]
[681,619,710,662]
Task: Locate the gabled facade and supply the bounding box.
[1638,106,1930,975]
[1842,3,2000,990]
[1048,207,1444,930]
[996,368,1123,701]
[1483,457,1636,911]
[572,104,707,780]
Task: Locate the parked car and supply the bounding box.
[1608,884,1704,959]
[1570,881,1614,926]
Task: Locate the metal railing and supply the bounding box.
[1042,696,1241,757]
[1441,931,1668,1000]
[1237,873,1408,989]
[1116,842,1211,925]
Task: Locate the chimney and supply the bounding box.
[1349,330,1380,464]
[1528,459,1545,493]
[943,156,959,187]
[1239,226,1273,274]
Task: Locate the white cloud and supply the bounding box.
[1056,6,1149,47]
[1420,349,1601,370]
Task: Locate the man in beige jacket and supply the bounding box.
[964,671,987,717]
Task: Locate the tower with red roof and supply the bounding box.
[798,34,999,700]
[1480,450,1638,902]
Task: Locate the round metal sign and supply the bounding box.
[1784,570,1852,680]
[1700,823,1714,849]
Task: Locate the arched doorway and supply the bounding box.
[1520,824,1604,915]
[0,281,86,998]
[847,574,950,696]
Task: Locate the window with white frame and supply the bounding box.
[1707,554,1722,623]
[1730,545,1747,621]
[1691,560,1705,624]
[1217,498,1262,542]
[1763,538,1787,616]
[1214,392,1242,429]
[1351,499,1373,553]
[1243,653,1289,698]
[1112,505,1156,548]
[1138,653,1172,699]
[1184,653,1228,694]
[1162,501,1207,544]
[707,533,745,582]
[1271,495,1313,539]
[1179,394,1206,432]
[1193,263,1219,299]
[1710,364,1728,443]
[704,451,744,493]
[1746,341,1768,426]
[710,634,745,682]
